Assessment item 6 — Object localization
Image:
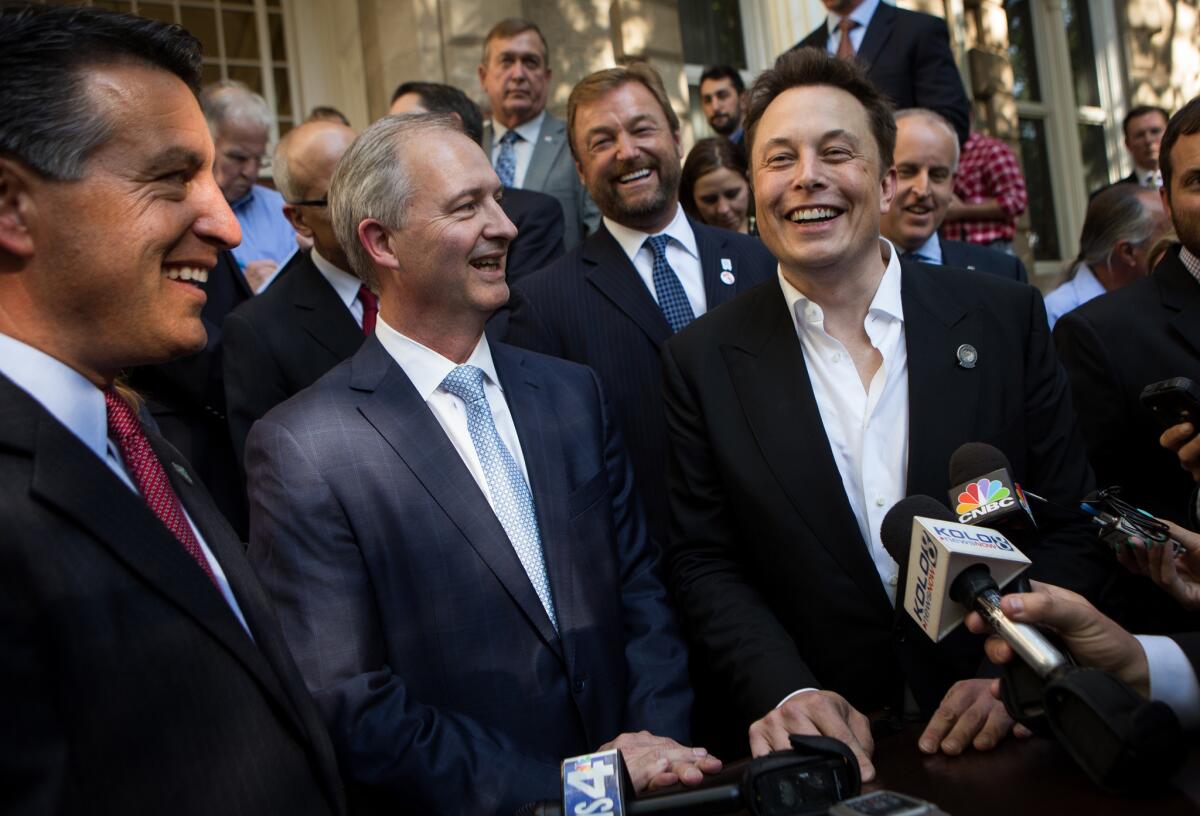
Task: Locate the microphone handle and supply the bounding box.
[974,589,1069,678]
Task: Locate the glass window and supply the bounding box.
[1061,0,1101,108]
[1018,118,1060,261]
[679,0,746,69]
[222,9,260,60]
[181,5,220,52]
[1077,122,1108,196]
[1004,0,1041,103]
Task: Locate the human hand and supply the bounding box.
[917,678,1022,756]
[748,690,874,781]
[598,731,722,792]
[242,259,278,292]
[1141,521,1200,611]
[1160,422,1200,481]
[964,581,1149,697]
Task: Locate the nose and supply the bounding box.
[195,172,242,250]
[486,197,518,244]
[909,170,930,198]
[791,149,824,191]
[614,130,640,162]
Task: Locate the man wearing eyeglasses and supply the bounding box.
[222,119,369,464]
[201,80,298,292]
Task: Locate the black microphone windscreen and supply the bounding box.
[948,442,1013,486]
[880,495,956,567]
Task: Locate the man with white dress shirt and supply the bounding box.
[661,48,1109,781]
[1090,106,1170,200]
[222,118,372,465]
[242,112,720,814]
[478,17,600,250]
[0,6,344,813]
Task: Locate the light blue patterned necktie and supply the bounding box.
[646,234,695,333]
[440,364,557,630]
[495,129,520,188]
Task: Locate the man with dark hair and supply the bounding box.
[792,0,971,144]
[663,48,1108,778]
[699,65,747,144]
[506,63,775,547]
[0,5,344,814]
[245,112,718,815]
[1090,106,1171,200]
[307,105,350,126]
[390,80,564,281]
[1056,98,1200,540]
[478,17,600,249]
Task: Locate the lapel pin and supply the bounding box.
[172,462,194,485]
[956,343,978,369]
[720,258,733,271]
[720,270,736,286]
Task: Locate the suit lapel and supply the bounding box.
[291,254,364,361]
[856,2,895,67]
[901,261,981,498]
[693,220,740,311]
[583,226,673,348]
[721,287,893,616]
[351,339,564,659]
[1157,251,1200,360]
[524,115,567,192]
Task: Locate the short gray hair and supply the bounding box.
[329,112,462,287]
[894,108,960,170]
[199,79,272,137]
[1076,184,1160,268]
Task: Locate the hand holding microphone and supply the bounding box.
[1119,519,1200,611]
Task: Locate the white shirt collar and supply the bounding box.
[493,110,546,146]
[0,332,108,460]
[310,248,363,310]
[827,0,881,36]
[374,317,502,402]
[1071,264,1107,300]
[1180,246,1200,285]
[778,237,905,328]
[603,204,699,265]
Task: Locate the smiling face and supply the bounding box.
[692,165,751,232]
[752,84,895,278]
[880,115,956,252]
[1163,130,1200,257]
[700,76,743,137]
[478,30,551,130]
[573,80,683,233]
[2,62,240,383]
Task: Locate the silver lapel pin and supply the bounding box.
[172,462,194,485]
[956,343,978,369]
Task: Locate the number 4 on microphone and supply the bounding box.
[562,749,625,815]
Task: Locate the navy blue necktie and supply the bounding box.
[646,234,695,333]
[495,130,520,188]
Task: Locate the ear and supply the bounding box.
[673,128,683,160]
[1161,184,1174,224]
[358,218,401,273]
[879,165,898,214]
[477,62,488,89]
[281,203,313,238]
[1114,239,1138,268]
[0,158,38,259]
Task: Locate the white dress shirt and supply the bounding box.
[311,247,366,327]
[604,204,709,318]
[779,238,908,603]
[825,0,882,55]
[374,319,531,504]
[490,110,545,190]
[1044,263,1106,330]
[0,332,251,635]
[1135,635,1200,730]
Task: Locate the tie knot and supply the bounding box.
[358,284,378,309]
[838,17,859,33]
[647,234,671,261]
[104,387,141,442]
[441,364,487,404]
[901,250,927,263]
[500,129,521,146]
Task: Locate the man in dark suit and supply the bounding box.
[880,108,1028,282]
[662,50,1109,780]
[794,0,970,145]
[389,80,565,284]
[1055,99,1200,531]
[1088,105,1170,200]
[505,63,776,544]
[223,118,366,465]
[0,7,344,814]
[245,113,718,814]
[479,18,601,249]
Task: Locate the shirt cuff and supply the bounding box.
[1135,634,1200,730]
[777,688,820,708]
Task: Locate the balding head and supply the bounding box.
[275,119,358,271]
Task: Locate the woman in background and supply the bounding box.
[680,137,755,235]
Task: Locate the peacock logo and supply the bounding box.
[956,478,1011,515]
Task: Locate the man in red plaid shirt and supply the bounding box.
[942,128,1028,253]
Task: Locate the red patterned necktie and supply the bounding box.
[104,388,218,588]
[837,18,860,60]
[358,285,379,336]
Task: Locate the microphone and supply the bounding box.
[947,442,1038,531]
[880,496,1068,678]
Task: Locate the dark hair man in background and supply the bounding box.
[699,65,747,144]
[0,6,344,813]
[1090,105,1171,199]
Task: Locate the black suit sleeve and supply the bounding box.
[661,341,820,717]
[913,15,970,145]
[504,193,565,284]
[223,309,290,471]
[1013,256,1029,284]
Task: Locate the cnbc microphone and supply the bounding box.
[947,442,1038,534]
[880,495,1068,678]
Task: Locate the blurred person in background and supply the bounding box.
[680,137,755,235]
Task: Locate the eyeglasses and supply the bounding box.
[287,197,328,207]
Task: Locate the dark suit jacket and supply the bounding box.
[223,250,364,466]
[0,374,344,816]
[941,238,1029,283]
[662,261,1111,723]
[505,220,777,543]
[503,186,566,283]
[127,249,253,536]
[795,3,970,144]
[1089,171,1139,201]
[244,337,692,814]
[1054,248,1200,526]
